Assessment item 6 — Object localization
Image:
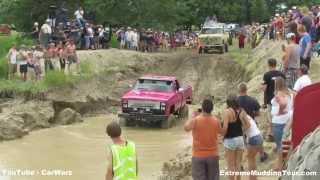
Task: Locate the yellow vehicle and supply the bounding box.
[198,24,229,54]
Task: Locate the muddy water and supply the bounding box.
[0,115,191,180]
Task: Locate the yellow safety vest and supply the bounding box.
[110,140,137,180]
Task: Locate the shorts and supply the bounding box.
[20,64,28,73]
[272,123,286,152]
[284,68,299,89]
[223,136,245,150]
[248,135,263,146]
[34,65,41,75]
[28,63,35,68]
[67,55,78,64]
[192,156,219,180]
[8,63,17,74]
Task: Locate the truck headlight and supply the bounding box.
[160,102,166,111]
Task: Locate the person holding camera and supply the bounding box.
[184,98,222,180]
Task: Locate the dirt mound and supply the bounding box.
[160,146,192,180]
[284,127,320,180]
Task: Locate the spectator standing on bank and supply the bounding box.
[239,31,246,50]
[293,65,312,92]
[6,44,17,80]
[222,95,250,180]
[117,28,126,49]
[74,7,85,28]
[237,83,269,163]
[300,7,313,34]
[65,39,79,74]
[32,46,44,81]
[262,59,285,141]
[271,77,294,171]
[105,122,138,180]
[245,114,264,180]
[282,33,300,89]
[298,24,312,69]
[40,19,52,49]
[132,29,139,51]
[98,26,105,49]
[32,22,40,44]
[184,98,222,180]
[18,45,28,81]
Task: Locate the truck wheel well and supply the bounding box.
[170,106,175,113]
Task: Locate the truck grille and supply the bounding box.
[200,37,221,45]
[124,100,164,115]
[127,100,160,109]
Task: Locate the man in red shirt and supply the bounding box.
[239,31,246,50]
[184,98,222,180]
[275,14,284,40]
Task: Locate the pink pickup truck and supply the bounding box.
[118,75,193,128]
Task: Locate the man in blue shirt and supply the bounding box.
[298,24,312,68]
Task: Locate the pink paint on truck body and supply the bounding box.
[119,75,192,128]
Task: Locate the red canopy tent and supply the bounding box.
[0,24,11,35]
[292,82,320,148]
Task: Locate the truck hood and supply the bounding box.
[122,90,175,102]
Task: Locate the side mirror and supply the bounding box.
[178,88,184,92]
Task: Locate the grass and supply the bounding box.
[227,39,252,66]
[0,80,47,94]
[0,32,93,95]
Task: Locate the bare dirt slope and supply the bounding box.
[49,49,248,108]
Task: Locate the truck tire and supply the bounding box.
[161,115,174,129]
[220,46,225,54]
[228,37,233,45]
[179,105,189,119]
[225,44,228,52]
[118,117,127,127]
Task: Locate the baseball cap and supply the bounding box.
[286,33,295,39]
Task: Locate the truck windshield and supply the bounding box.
[134,79,173,92]
[201,28,223,34]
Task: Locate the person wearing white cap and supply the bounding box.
[39,19,52,49]
[32,22,40,44]
[282,33,300,89]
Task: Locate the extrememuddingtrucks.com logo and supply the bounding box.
[220,170,318,177]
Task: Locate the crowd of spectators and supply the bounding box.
[6,6,201,81]
[29,6,199,53]
[266,5,320,45]
[6,39,79,81]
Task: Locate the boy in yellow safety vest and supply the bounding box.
[105,121,138,180]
